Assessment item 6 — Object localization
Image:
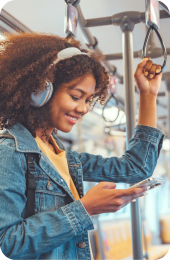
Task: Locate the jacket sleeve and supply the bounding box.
[0,144,93,259]
[73,125,165,184]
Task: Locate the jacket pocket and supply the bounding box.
[34,175,67,213]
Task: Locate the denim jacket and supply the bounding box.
[0,123,164,260]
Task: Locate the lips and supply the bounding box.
[65,114,79,125]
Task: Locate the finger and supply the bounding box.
[100,181,116,189]
[119,193,147,209]
[119,201,130,209]
[131,193,148,202]
[156,65,161,74]
[148,63,157,79]
[134,57,150,77]
[131,193,148,203]
[112,192,148,211]
[154,71,162,81]
[144,60,153,77]
[122,191,147,203]
[116,187,147,197]
[144,56,151,60]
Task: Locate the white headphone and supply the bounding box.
[30,47,90,107]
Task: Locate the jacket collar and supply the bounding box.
[5,122,66,153]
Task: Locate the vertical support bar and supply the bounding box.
[120,18,143,259]
[167,90,170,140]
[166,84,170,178]
[89,183,105,260]
[96,216,105,260]
[122,29,136,140]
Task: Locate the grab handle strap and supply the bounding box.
[142,25,167,74]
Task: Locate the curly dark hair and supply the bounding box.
[0,32,109,137]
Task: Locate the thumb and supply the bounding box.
[100,182,116,190]
[138,57,149,70]
[134,57,150,78]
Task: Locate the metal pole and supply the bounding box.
[167,89,170,179]
[96,216,105,260]
[120,17,143,259]
[84,10,169,28]
[165,83,170,178]
[167,89,170,140]
[89,182,105,260]
[162,74,170,140]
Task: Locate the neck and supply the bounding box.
[36,127,53,145]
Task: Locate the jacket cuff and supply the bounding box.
[132,125,165,148]
[61,200,94,235]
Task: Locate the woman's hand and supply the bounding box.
[80,182,147,216]
[135,57,162,127]
[134,57,162,97]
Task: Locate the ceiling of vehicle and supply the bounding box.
[0,0,170,146]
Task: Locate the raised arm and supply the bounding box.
[135,57,162,128]
[76,58,164,216]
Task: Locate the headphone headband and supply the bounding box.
[53,47,90,65]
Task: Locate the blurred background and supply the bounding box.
[0,0,170,259]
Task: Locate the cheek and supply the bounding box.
[50,91,77,117]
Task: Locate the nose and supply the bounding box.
[76,101,89,115]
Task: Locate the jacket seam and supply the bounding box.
[18,152,25,172]
[132,133,161,145]
[77,201,92,227]
[65,205,80,232]
[74,236,79,259]
[136,124,163,133]
[62,206,79,234]
[36,190,66,196]
[143,142,151,168]
[2,143,15,148]
[34,175,49,179]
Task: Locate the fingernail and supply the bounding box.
[147,186,150,191]
[132,199,136,202]
[143,57,149,61]
[150,74,154,79]
[144,72,148,76]
[156,69,160,73]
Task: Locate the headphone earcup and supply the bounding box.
[30,80,53,107]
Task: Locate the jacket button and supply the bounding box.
[78,242,86,248]
[47,183,53,191]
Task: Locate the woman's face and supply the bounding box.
[49,74,96,133]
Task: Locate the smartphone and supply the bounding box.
[145,0,160,29]
[129,177,164,191]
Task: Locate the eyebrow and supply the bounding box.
[71,88,94,97]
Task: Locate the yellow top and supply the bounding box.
[34,135,94,259]
[34,135,79,200]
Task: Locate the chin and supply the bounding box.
[58,126,73,133]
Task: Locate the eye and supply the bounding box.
[86,98,93,103]
[71,96,80,101]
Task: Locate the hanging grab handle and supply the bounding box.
[142,25,167,75]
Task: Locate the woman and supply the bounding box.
[0,33,164,260]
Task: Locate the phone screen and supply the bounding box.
[64,4,78,37]
[129,178,164,190]
[137,179,162,189]
[145,0,160,29]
